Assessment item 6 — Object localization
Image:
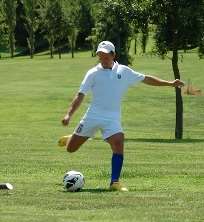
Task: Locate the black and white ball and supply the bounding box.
[63,170,85,192]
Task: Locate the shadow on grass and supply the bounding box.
[93,137,204,143]
[60,188,155,193]
[124,138,204,143]
[80,188,110,193]
[59,188,111,193]
[57,183,154,193]
[56,183,110,193]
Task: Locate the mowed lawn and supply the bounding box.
[0,51,204,222]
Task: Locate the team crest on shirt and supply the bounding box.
[117,74,121,79]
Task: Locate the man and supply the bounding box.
[59,41,184,191]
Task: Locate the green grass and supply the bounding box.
[0,51,204,222]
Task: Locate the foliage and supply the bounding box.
[75,0,93,49]
[0,3,8,49]
[92,0,133,65]
[23,0,42,58]
[89,0,154,63]
[15,0,29,48]
[42,0,65,58]
[62,0,81,58]
[128,0,152,54]
[150,0,204,139]
[2,0,17,57]
[86,27,100,57]
[151,0,204,56]
[0,0,203,60]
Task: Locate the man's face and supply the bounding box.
[97,51,115,68]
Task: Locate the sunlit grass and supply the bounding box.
[0,51,203,222]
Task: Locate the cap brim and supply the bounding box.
[96,48,111,54]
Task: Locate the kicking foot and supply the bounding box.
[58,135,72,147]
[109,182,128,192]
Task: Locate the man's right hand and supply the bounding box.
[61,93,85,127]
[62,114,71,126]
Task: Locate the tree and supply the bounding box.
[151,0,204,139]
[76,0,93,49]
[2,0,17,58]
[62,0,81,58]
[23,0,41,58]
[0,5,9,58]
[127,0,152,55]
[86,2,104,57]
[140,12,149,54]
[132,23,139,55]
[93,0,132,65]
[43,0,65,58]
[15,0,28,48]
[86,27,100,57]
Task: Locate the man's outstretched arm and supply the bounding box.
[143,75,184,87]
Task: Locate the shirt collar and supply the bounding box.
[97,62,118,71]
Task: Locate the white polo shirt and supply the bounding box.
[79,62,145,121]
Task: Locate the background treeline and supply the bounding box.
[0,0,203,62]
[0,0,95,58]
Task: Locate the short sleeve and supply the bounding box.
[79,71,95,95]
[125,67,145,86]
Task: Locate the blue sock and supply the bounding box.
[111,153,124,184]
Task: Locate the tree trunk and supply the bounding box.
[172,49,183,139]
[141,23,148,54]
[71,38,74,58]
[49,36,54,59]
[71,48,74,58]
[142,33,147,54]
[9,32,15,58]
[58,47,61,59]
[28,28,34,59]
[30,33,34,59]
[50,44,54,59]
[134,36,137,55]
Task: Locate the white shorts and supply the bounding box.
[74,118,123,140]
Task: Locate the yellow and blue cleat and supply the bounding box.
[58,135,72,147]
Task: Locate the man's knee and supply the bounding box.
[113,139,123,147]
[66,134,88,153]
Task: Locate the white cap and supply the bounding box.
[96,41,115,54]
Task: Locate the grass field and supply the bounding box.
[0,51,204,222]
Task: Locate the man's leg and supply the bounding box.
[60,117,94,152]
[106,133,127,191]
[66,134,89,153]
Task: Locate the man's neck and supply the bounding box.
[101,62,114,69]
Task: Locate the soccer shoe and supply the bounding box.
[109,182,128,192]
[58,135,72,147]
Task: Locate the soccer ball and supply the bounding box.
[63,170,85,192]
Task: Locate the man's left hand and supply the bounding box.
[172,79,185,88]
